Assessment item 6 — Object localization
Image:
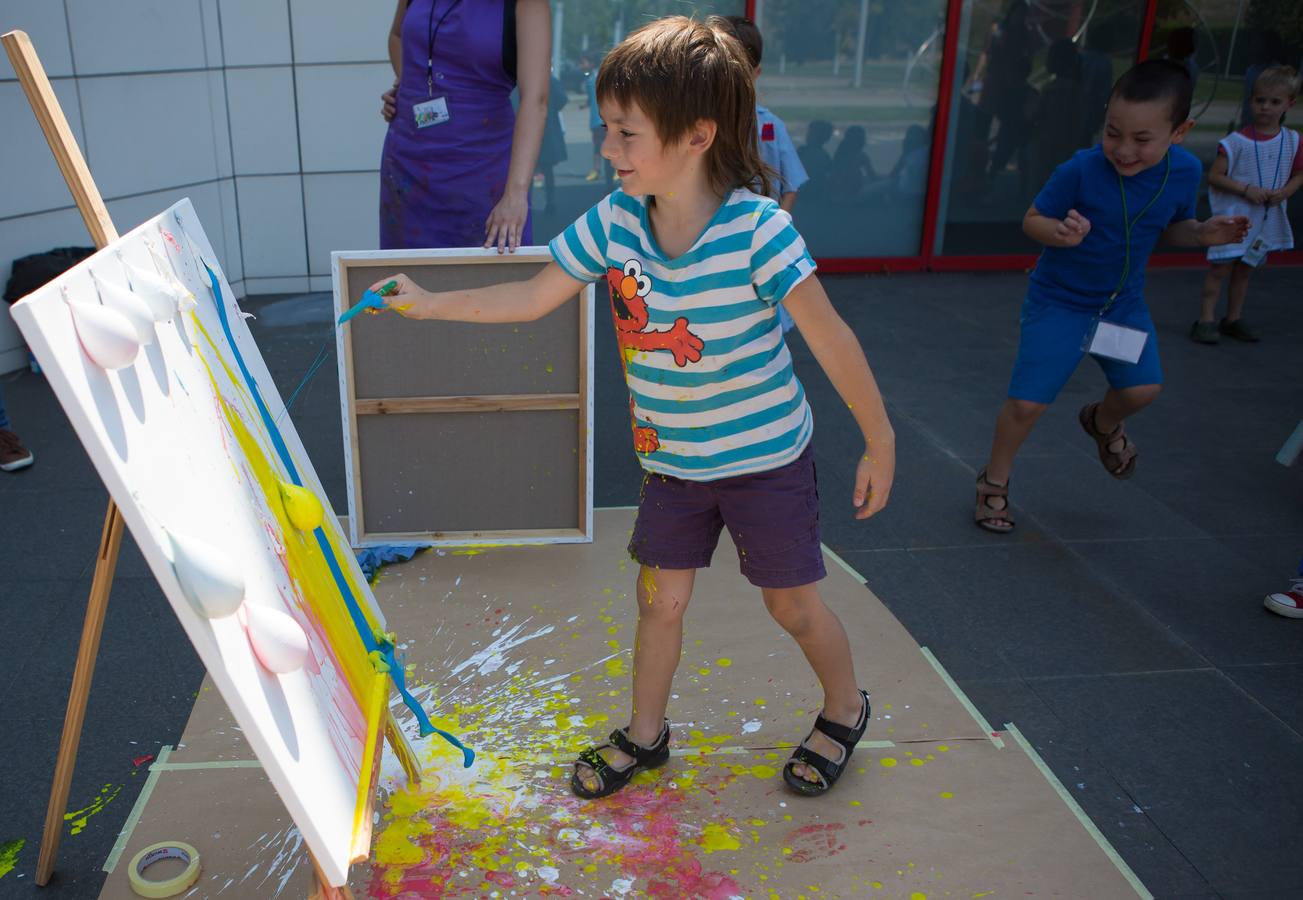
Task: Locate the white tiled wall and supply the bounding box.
[296,63,391,173]
[304,172,378,276]
[226,67,300,174]
[0,0,393,373]
[64,0,208,75]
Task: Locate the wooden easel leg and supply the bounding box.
[308,853,355,900]
[34,501,124,885]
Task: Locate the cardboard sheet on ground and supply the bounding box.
[12,200,391,886]
[102,510,1142,898]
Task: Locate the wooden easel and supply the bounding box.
[2,30,394,897]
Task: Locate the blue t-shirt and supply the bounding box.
[757,105,808,198]
[1030,144,1199,308]
[550,188,816,481]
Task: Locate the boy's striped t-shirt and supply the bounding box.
[550,187,816,481]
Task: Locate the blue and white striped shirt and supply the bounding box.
[550,188,816,481]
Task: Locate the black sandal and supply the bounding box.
[570,720,671,799]
[783,690,870,796]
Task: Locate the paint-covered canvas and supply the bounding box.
[10,199,393,886]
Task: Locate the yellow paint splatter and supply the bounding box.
[750,765,777,779]
[910,893,928,900]
[64,784,121,836]
[938,744,950,752]
[940,791,954,799]
[699,824,741,853]
[910,758,926,767]
[716,657,732,667]
[879,757,898,768]
[0,839,24,879]
[545,363,554,374]
[754,698,767,707]
[698,668,711,676]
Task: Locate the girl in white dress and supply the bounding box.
[1193,66,1303,344]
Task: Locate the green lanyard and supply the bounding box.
[1107,152,1171,312]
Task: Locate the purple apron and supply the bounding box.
[379,0,530,249]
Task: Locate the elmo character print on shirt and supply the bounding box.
[605,258,704,454]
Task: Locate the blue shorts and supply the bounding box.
[1008,292,1163,404]
[627,443,826,589]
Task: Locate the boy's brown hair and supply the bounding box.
[596,16,772,197]
[1254,65,1301,99]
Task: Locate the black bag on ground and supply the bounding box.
[4,246,95,304]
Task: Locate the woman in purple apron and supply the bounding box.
[380,0,550,252]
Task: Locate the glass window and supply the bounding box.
[754,0,949,257]
[934,0,1148,256]
[537,0,949,260]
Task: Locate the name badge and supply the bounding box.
[1083,320,1147,364]
[413,96,450,129]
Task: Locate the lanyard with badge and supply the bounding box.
[1082,152,1170,365]
[413,0,462,128]
[1240,126,1286,267]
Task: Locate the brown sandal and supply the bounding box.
[1078,402,1137,479]
[975,469,1014,533]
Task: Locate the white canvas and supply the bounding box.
[10,199,386,886]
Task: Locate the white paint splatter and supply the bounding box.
[742,719,762,734]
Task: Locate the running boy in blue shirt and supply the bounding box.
[974,60,1249,532]
[368,17,895,798]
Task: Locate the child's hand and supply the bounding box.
[1266,188,1288,207]
[852,441,895,520]
[366,274,421,316]
[1245,185,1271,205]
[1200,215,1251,246]
[1054,209,1091,247]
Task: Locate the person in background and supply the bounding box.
[714,16,808,332]
[973,60,1248,533]
[829,126,878,200]
[581,53,611,184]
[1192,66,1302,344]
[715,16,808,214]
[799,119,835,195]
[536,71,569,215]
[379,0,550,253]
[0,384,34,472]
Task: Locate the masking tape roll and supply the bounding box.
[127,841,201,898]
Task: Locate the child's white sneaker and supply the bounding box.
[1264,579,1303,619]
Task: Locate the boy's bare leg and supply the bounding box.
[574,566,694,790]
[1198,262,1231,322]
[1092,384,1161,438]
[981,399,1048,526]
[1225,261,1252,322]
[763,583,864,784]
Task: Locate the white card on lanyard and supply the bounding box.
[413,96,450,128]
[1083,319,1147,364]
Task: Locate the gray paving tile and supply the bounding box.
[1072,538,1303,667]
[958,677,1215,897]
[1223,663,1303,738]
[1029,669,1303,896]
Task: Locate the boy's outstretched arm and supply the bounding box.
[1023,205,1092,247]
[1161,215,1251,247]
[368,262,587,324]
[784,275,895,520]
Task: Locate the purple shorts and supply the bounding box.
[628,444,826,589]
